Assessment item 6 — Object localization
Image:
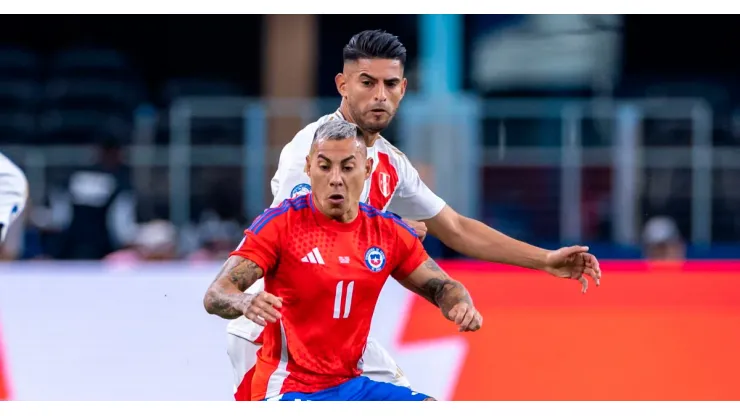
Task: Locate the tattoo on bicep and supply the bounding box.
[423,258,443,273]
[216,257,263,292]
[222,257,262,292]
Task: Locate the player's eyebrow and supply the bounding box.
[317,154,356,164]
[358,72,377,81]
[358,72,401,84]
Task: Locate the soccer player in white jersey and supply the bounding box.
[227,29,602,400]
[0,152,28,244]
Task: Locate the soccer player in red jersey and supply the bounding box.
[204,119,481,401]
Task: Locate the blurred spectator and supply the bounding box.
[186,211,242,263]
[105,220,177,263]
[48,136,137,259]
[642,216,685,261]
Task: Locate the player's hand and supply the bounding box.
[403,219,427,242]
[242,291,283,326]
[447,302,482,332]
[544,245,602,294]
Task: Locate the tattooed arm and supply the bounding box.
[204,255,283,324]
[398,257,482,332]
[203,256,264,319]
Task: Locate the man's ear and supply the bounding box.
[304,155,311,176]
[335,72,347,98]
[365,157,373,180]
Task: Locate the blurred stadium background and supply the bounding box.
[1,15,739,401]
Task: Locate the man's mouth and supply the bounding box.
[328,194,345,203]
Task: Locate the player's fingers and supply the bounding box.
[250,300,282,322]
[453,305,468,326]
[584,254,601,280]
[559,245,589,259]
[579,276,588,294]
[245,310,267,326]
[458,307,476,331]
[446,305,457,322]
[583,267,600,286]
[467,311,483,332]
[591,257,602,281]
[261,292,283,309]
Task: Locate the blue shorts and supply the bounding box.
[266,376,431,401]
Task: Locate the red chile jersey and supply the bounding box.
[230,194,429,400]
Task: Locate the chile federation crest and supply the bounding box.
[364,246,387,272]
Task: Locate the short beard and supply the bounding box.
[357,115,392,136]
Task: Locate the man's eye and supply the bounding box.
[343,166,354,172]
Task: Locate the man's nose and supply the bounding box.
[373,84,387,102]
[328,168,343,186]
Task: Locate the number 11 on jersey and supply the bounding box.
[333,281,354,319]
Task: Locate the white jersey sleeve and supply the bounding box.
[387,151,446,221]
[0,152,29,243]
[269,122,318,207]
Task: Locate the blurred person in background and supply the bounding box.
[642,216,685,261]
[105,220,177,264]
[227,29,602,401]
[187,212,242,263]
[47,135,137,260]
[0,152,29,260]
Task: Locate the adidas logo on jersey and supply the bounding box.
[301,247,325,265]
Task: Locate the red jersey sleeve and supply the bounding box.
[389,217,429,280]
[230,204,288,274]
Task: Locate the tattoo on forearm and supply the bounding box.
[203,257,264,319]
[418,258,473,317]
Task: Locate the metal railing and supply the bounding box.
[1,96,721,246]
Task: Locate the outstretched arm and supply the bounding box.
[399,257,482,332]
[425,205,548,269]
[424,205,602,291]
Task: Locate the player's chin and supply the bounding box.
[363,118,391,132]
[325,199,348,212]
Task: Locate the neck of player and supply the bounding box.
[313,194,359,223]
[339,102,380,147]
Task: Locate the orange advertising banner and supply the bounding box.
[402,260,740,401]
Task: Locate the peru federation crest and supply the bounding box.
[364,246,387,272]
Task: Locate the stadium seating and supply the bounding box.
[156,77,244,145]
[0,48,41,144]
